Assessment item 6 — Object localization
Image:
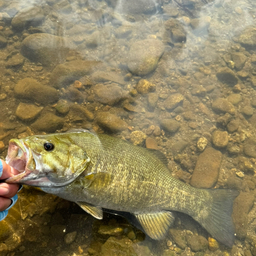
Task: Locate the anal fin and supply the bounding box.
[77,202,103,219]
[135,211,175,240]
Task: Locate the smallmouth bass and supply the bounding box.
[5,129,238,247]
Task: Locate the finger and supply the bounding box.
[0,160,20,179]
[0,197,11,211]
[0,183,20,198]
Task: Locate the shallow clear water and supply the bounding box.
[0,0,256,255]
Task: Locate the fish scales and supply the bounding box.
[5,129,238,247]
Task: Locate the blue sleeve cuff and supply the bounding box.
[0,160,3,178]
[0,194,19,221]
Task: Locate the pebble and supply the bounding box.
[136,79,156,94]
[241,105,254,116]
[160,118,180,133]
[190,147,222,188]
[197,137,208,151]
[64,231,77,245]
[227,94,242,105]
[127,39,164,76]
[98,225,123,236]
[227,144,240,155]
[5,53,25,69]
[0,141,4,151]
[208,237,219,251]
[15,103,43,121]
[96,112,127,133]
[93,83,125,105]
[237,27,256,50]
[21,33,69,66]
[216,67,238,86]
[244,137,256,158]
[231,52,247,70]
[14,78,59,105]
[212,98,235,114]
[145,137,158,149]
[186,234,208,252]
[169,229,187,249]
[130,131,147,145]
[91,70,126,85]
[147,93,158,111]
[55,99,70,115]
[31,112,64,132]
[0,93,7,101]
[164,93,184,111]
[0,35,7,48]
[212,130,229,148]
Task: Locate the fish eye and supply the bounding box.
[44,142,54,151]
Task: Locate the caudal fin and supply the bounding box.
[200,189,239,247]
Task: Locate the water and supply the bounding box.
[0,0,256,255]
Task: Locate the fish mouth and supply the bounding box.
[5,139,39,184]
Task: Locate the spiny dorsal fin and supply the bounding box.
[77,202,103,219]
[147,149,168,167]
[135,211,175,240]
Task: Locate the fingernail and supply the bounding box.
[0,187,9,195]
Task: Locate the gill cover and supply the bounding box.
[6,133,91,187]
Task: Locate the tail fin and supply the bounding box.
[199,189,239,247]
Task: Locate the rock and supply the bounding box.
[233,192,254,239]
[244,137,256,158]
[231,52,247,70]
[0,35,7,48]
[208,237,219,251]
[212,98,235,114]
[14,78,59,105]
[251,76,256,87]
[136,79,156,94]
[160,119,180,133]
[145,137,158,149]
[68,104,94,122]
[212,130,229,148]
[127,39,164,76]
[165,19,187,43]
[98,225,123,236]
[91,70,126,85]
[227,94,242,105]
[96,112,127,132]
[64,231,77,245]
[190,147,222,188]
[130,131,147,146]
[186,234,208,252]
[15,103,43,121]
[147,93,158,111]
[227,144,240,155]
[216,67,238,86]
[11,6,44,31]
[237,27,256,50]
[64,87,84,103]
[93,84,125,105]
[50,60,100,88]
[227,119,239,133]
[100,237,136,256]
[54,99,70,115]
[164,93,184,111]
[21,33,69,66]
[169,229,187,249]
[241,105,254,116]
[31,112,64,132]
[197,137,208,151]
[5,53,25,69]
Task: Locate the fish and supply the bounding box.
[5,129,238,247]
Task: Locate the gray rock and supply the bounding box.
[11,6,45,31]
[160,119,180,133]
[31,112,64,132]
[212,130,229,148]
[237,27,256,50]
[21,33,69,66]
[212,98,235,114]
[0,35,7,48]
[64,231,77,245]
[190,147,222,188]
[164,93,184,111]
[93,83,126,105]
[14,78,59,105]
[50,60,100,88]
[15,103,43,122]
[227,119,239,133]
[5,53,25,69]
[216,67,238,86]
[244,137,256,158]
[127,39,164,76]
[96,112,127,132]
[231,52,247,70]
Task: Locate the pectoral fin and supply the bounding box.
[77,202,103,219]
[135,211,175,240]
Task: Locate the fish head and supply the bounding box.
[5,134,91,187]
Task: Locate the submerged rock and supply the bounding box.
[190,147,222,188]
[212,130,229,148]
[160,118,180,133]
[164,93,184,111]
[216,67,238,86]
[244,137,256,158]
[127,39,164,76]
[237,27,256,50]
[212,98,235,114]
[15,103,43,122]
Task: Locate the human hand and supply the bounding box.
[0,160,21,220]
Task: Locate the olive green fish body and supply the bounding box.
[6,130,238,247]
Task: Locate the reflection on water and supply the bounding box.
[0,0,256,255]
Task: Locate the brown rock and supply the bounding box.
[216,67,238,86]
[190,147,222,188]
[15,103,43,121]
[136,79,156,94]
[164,93,184,111]
[212,130,229,148]
[212,98,235,114]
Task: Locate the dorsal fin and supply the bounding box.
[135,211,175,240]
